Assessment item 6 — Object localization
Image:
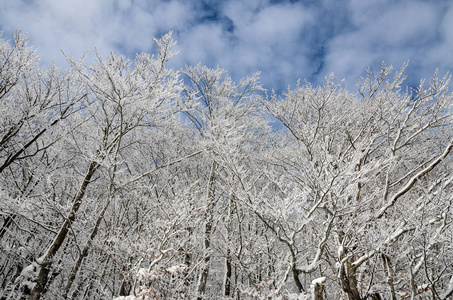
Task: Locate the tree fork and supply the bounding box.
[62,197,111,298]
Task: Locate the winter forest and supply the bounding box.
[1,31,453,300]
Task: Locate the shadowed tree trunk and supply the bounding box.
[340,260,362,300]
[62,197,111,298]
[197,161,216,300]
[224,251,232,297]
[312,278,325,300]
[29,161,98,300]
[224,196,234,297]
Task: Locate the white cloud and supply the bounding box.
[174,23,230,67]
[166,0,315,89]
[225,1,312,43]
[425,3,453,76]
[322,0,449,88]
[0,0,452,91]
[0,0,194,66]
[220,1,314,88]
[0,0,123,64]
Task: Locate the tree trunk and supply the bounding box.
[312,279,325,300]
[340,260,362,300]
[382,254,397,300]
[63,197,111,298]
[290,246,304,293]
[224,196,233,297]
[184,227,194,287]
[197,161,216,300]
[29,161,98,300]
[224,252,232,297]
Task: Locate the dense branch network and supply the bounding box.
[1,31,452,300]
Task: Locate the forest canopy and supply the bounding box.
[1,31,453,300]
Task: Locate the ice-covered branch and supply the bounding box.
[376,140,453,219]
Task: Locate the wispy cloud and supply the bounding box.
[1,0,452,92]
[323,0,447,88]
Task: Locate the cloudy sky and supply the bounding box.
[1,0,452,92]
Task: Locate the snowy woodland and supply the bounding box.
[1,31,453,300]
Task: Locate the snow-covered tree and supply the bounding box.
[1,31,452,300]
[260,63,453,299]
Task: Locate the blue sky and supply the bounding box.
[1,0,452,93]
